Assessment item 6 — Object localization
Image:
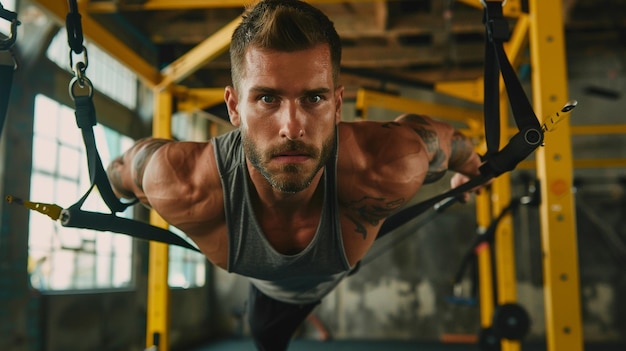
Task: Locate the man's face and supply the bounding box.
[225,44,344,193]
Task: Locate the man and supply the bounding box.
[107,0,483,349]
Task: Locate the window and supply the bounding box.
[28,94,135,290]
[168,227,207,288]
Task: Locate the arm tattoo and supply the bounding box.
[108,159,135,198]
[423,152,447,184]
[381,121,400,128]
[449,131,475,170]
[342,196,404,239]
[401,114,438,153]
[132,139,171,190]
[401,114,448,181]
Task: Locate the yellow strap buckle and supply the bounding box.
[542,100,578,133]
[5,195,63,221]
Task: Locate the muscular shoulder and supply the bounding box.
[336,121,429,217]
[338,121,429,185]
[142,141,222,215]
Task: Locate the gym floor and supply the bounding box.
[191,339,626,351]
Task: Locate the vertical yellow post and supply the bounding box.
[146,89,173,351]
[528,1,583,351]
[493,101,519,351]
[475,191,495,329]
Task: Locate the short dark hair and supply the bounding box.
[230,0,342,89]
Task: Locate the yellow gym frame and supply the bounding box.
[356,1,584,351]
[30,0,617,350]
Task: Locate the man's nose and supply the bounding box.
[279,103,304,140]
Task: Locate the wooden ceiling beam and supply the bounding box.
[157,16,241,89]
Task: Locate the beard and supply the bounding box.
[242,130,335,193]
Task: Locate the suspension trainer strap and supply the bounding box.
[66,86,201,252]
[378,175,490,237]
[70,94,133,213]
[59,2,200,252]
[0,51,13,137]
[61,208,201,252]
[479,0,543,178]
[0,4,19,138]
[378,1,545,239]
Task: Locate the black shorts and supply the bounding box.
[246,283,320,351]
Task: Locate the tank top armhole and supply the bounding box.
[329,126,353,271]
[212,134,238,273]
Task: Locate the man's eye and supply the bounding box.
[260,95,276,103]
[306,95,322,103]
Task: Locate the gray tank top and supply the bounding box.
[213,129,352,304]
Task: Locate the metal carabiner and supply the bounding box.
[0,5,20,50]
[69,45,89,77]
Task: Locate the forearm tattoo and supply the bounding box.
[398,114,447,183]
[132,139,171,190]
[382,121,400,128]
[449,131,475,170]
[108,159,135,198]
[342,196,404,239]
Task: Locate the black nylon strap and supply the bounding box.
[65,0,84,55]
[483,2,503,157]
[72,95,132,213]
[485,2,540,130]
[66,94,203,252]
[61,207,201,253]
[377,174,492,238]
[0,53,13,137]
[479,2,543,178]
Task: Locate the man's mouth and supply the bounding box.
[272,151,310,163]
[269,140,316,164]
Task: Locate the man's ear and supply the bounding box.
[334,85,344,124]
[224,86,240,126]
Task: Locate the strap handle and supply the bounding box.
[480,1,543,177]
[61,208,201,253]
[60,4,200,252]
[70,94,135,213]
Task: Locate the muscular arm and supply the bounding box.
[394,114,481,183]
[107,138,172,207]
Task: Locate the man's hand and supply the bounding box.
[450,172,489,203]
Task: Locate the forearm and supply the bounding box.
[448,130,482,178]
[107,138,171,201]
[395,113,480,180]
